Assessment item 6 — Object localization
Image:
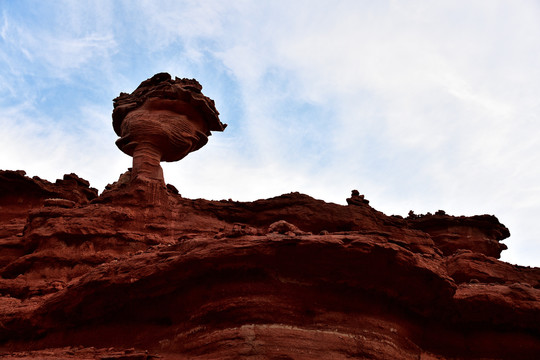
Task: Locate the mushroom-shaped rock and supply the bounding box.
[112,73,227,184]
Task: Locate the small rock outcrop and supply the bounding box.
[267,220,305,235]
[346,189,370,206]
[0,75,538,359]
[407,212,510,258]
[0,170,98,269]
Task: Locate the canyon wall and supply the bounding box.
[0,170,538,359]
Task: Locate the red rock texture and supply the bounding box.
[406,212,510,258]
[0,171,538,359]
[0,170,97,270]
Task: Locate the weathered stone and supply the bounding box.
[0,171,538,359]
[346,189,370,206]
[267,220,303,234]
[44,198,76,208]
[407,213,510,258]
[112,73,226,185]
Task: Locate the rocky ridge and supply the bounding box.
[0,170,538,359]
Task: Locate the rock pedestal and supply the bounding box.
[112,73,226,185]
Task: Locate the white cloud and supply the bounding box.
[0,4,117,86]
[1,1,539,266]
[0,100,128,190]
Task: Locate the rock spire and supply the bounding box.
[112,73,226,184]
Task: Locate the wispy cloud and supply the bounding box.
[1,1,539,266]
[1,23,116,77]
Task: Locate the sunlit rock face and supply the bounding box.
[112,73,226,184]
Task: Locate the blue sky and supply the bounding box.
[1,1,539,267]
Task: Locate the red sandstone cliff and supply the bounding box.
[0,169,538,360]
[0,73,538,359]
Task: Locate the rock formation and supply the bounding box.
[346,189,370,206]
[0,74,538,359]
[113,73,226,184]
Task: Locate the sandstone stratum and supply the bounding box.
[0,74,538,359]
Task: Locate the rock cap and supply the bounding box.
[112,72,227,138]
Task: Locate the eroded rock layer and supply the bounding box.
[0,170,538,360]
